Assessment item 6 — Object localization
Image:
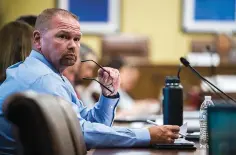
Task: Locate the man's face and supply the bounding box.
[34,15,82,72]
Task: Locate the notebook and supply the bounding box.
[152,138,196,150]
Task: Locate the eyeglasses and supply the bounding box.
[80,60,114,94]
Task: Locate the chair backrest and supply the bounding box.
[2,91,87,155]
[101,34,150,65]
[56,97,87,155]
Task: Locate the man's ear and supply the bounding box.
[33,30,41,50]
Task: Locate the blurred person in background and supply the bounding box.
[74,43,98,94]
[63,43,98,105]
[0,21,33,84]
[16,15,37,27]
[85,56,160,116]
[62,60,80,85]
[0,20,33,154]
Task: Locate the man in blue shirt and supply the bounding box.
[0,8,179,153]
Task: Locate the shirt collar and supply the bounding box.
[29,50,59,73]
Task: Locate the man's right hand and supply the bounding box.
[148,125,180,144]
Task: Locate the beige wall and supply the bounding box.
[1,0,213,64]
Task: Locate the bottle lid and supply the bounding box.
[165,76,180,84]
[205,96,212,100]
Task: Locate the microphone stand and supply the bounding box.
[180,57,236,104]
[206,45,217,86]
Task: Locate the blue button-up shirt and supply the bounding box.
[0,50,150,153]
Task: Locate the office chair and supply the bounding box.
[2,91,87,155]
[101,34,150,65]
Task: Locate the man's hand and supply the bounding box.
[148,125,180,144]
[98,67,120,96]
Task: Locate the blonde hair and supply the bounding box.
[0,21,33,82]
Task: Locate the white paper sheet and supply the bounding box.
[179,122,188,137]
[174,138,194,144]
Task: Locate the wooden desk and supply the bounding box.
[88,148,206,155]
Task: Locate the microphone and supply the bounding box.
[180,57,190,67]
[180,57,236,104]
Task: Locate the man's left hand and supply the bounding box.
[98,67,120,96]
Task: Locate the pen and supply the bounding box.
[146,120,159,126]
[146,120,186,137]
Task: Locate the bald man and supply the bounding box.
[0,8,179,154]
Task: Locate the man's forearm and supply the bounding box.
[80,120,150,149]
[80,94,119,126]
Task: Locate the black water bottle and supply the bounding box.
[162,76,183,126]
